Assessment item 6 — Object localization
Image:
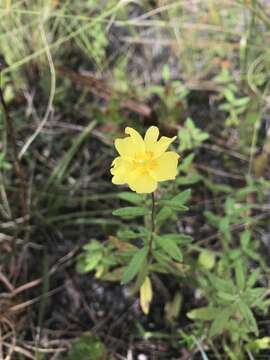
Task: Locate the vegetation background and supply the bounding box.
[1,0,270,359]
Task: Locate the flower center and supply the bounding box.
[132,151,156,174]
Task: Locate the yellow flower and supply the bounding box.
[111,126,179,193]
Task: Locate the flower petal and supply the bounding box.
[127,170,157,193]
[111,157,133,184]
[154,136,177,157]
[125,127,145,152]
[150,151,179,181]
[144,126,159,150]
[145,132,177,158]
[115,137,136,158]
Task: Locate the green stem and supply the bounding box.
[148,192,156,258]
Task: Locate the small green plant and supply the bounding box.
[147,64,189,123]
[64,333,111,360]
[219,88,250,127]
[76,240,117,278]
[185,175,270,358]
[175,118,209,186]
[214,68,250,126]
[178,117,209,152]
[188,261,269,359]
[204,176,270,265]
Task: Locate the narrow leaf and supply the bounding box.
[121,247,148,284]
[209,307,233,337]
[208,274,235,293]
[117,192,144,205]
[172,189,192,204]
[235,260,245,291]
[156,236,183,261]
[176,174,201,185]
[156,207,173,226]
[158,233,193,244]
[113,206,149,218]
[187,307,221,321]
[158,201,188,211]
[238,301,258,335]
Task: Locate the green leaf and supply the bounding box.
[246,269,260,288]
[129,265,149,296]
[121,247,148,284]
[156,235,183,261]
[187,307,221,321]
[83,240,102,251]
[152,251,174,273]
[204,211,222,227]
[244,288,265,304]
[219,218,230,234]
[209,307,234,337]
[156,233,192,244]
[156,207,174,226]
[217,292,237,302]
[233,97,250,107]
[223,88,235,103]
[176,174,201,185]
[76,252,102,274]
[235,260,245,291]
[203,178,232,194]
[113,207,149,218]
[85,252,103,272]
[197,133,209,142]
[153,249,172,264]
[178,153,195,173]
[158,201,188,212]
[208,274,235,293]
[238,301,258,335]
[240,230,251,249]
[117,192,144,205]
[172,189,192,204]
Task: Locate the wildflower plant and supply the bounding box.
[111,126,192,313]
[77,126,192,314]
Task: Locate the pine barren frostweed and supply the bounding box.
[111,126,179,193]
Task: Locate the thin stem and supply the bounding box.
[148,192,156,258]
[0,68,27,219]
